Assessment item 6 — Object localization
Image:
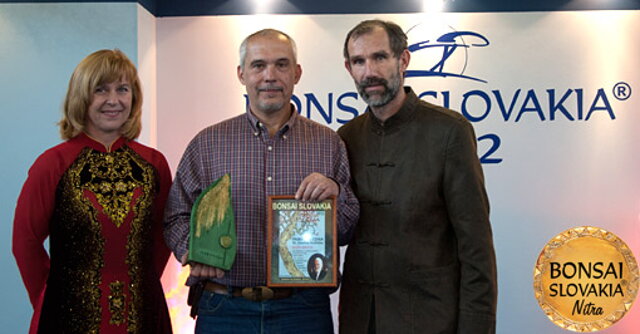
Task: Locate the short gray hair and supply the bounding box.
[239,29,298,69]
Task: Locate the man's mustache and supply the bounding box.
[359,77,388,88]
[257,85,284,92]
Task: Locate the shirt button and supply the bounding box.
[267,146,273,151]
[266,176,273,182]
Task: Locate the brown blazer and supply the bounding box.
[338,88,497,334]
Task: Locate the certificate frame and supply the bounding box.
[266,195,337,287]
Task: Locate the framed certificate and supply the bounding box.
[267,196,337,287]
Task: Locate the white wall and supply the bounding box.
[137,4,157,146]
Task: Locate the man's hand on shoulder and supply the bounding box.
[295,172,339,201]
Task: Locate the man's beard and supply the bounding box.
[255,85,287,114]
[256,100,285,114]
[356,68,402,108]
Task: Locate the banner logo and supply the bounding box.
[533,226,639,331]
[406,24,489,83]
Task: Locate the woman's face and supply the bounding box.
[85,78,132,144]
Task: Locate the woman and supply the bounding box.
[12,49,173,333]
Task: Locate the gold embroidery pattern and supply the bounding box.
[84,151,139,228]
[122,146,157,333]
[108,281,126,325]
[46,146,159,333]
[50,148,105,333]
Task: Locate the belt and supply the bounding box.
[204,281,295,301]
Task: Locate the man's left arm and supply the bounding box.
[294,138,359,246]
[443,120,498,334]
[332,139,359,246]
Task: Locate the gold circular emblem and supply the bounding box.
[533,226,639,332]
[219,235,233,249]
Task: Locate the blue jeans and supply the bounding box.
[195,288,334,334]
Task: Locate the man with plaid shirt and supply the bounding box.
[164,29,359,334]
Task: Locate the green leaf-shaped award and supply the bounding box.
[188,173,236,270]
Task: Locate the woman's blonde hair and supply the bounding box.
[59,49,143,140]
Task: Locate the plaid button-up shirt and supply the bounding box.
[164,107,359,287]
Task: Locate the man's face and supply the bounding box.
[345,27,408,108]
[237,34,301,116]
[314,257,322,270]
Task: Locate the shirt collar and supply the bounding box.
[368,86,418,132]
[77,132,127,152]
[245,103,297,137]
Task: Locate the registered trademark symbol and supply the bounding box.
[612,82,631,101]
